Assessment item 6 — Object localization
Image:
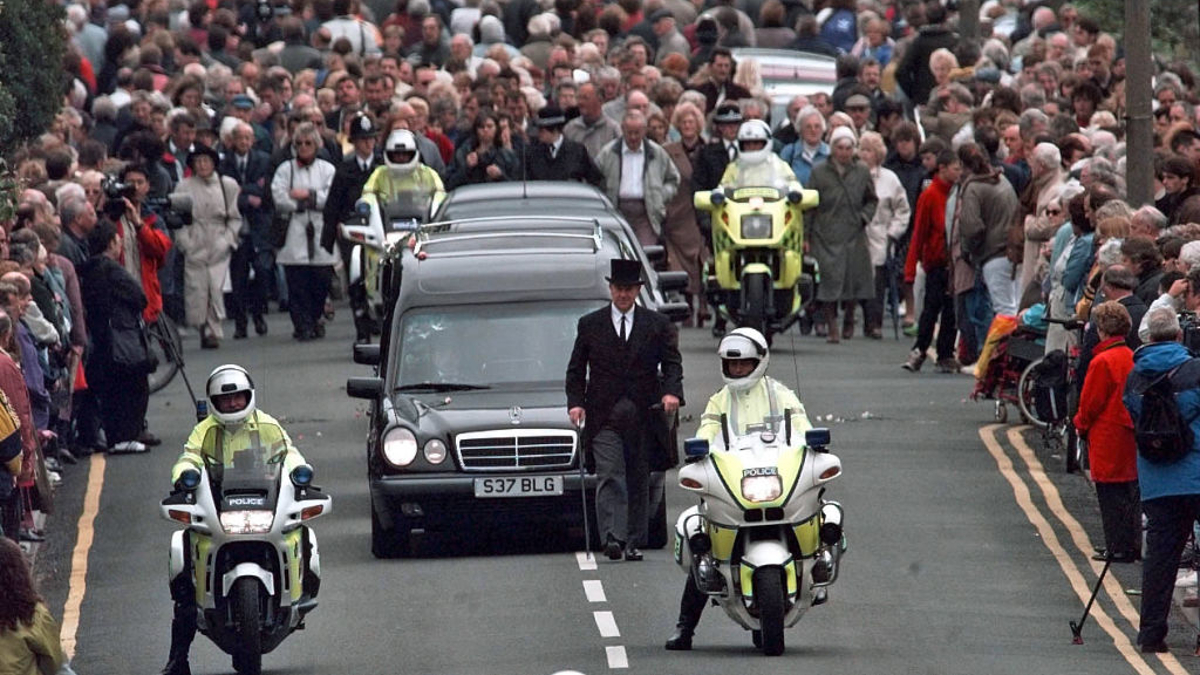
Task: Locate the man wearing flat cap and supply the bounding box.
[526,105,603,184]
[651,9,690,63]
[323,112,382,343]
[567,258,684,562]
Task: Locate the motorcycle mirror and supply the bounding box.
[684,437,710,463]
[177,468,201,491]
[805,427,831,451]
[291,464,314,487]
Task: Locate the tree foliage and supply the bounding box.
[1074,0,1200,68]
[0,0,68,157]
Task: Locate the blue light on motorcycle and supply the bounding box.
[684,437,710,462]
[290,464,314,487]
[711,191,725,206]
[179,469,201,491]
[786,191,802,204]
[806,427,831,450]
[356,201,371,215]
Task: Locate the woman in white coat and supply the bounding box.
[858,132,911,339]
[172,144,241,348]
[271,122,338,341]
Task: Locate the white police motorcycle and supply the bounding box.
[674,426,845,656]
[161,423,330,675]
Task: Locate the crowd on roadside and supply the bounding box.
[4,0,1200,648]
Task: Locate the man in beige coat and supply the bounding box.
[594,111,681,248]
[172,144,241,348]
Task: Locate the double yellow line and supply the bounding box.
[978,424,1187,674]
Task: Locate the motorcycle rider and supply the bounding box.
[161,364,313,675]
[718,119,803,191]
[350,129,444,341]
[665,327,812,651]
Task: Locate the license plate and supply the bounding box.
[474,476,563,498]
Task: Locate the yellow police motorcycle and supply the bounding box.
[674,426,846,656]
[694,163,819,343]
[161,423,330,675]
[340,189,443,331]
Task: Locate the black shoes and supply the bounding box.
[1092,549,1139,563]
[254,315,268,335]
[1140,641,1168,653]
[233,324,248,340]
[604,534,624,561]
[160,658,192,675]
[624,547,643,561]
[138,431,162,447]
[664,627,694,650]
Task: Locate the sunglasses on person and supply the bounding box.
[1046,208,1062,216]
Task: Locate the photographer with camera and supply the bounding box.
[1138,266,1200,345]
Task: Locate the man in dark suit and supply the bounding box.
[322,113,381,343]
[219,121,275,339]
[526,106,604,185]
[691,48,751,114]
[691,103,742,192]
[567,259,684,561]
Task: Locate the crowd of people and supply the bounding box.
[3,0,1200,657]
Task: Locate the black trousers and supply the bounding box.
[1139,495,1200,646]
[913,265,956,360]
[1096,480,1141,556]
[227,245,273,326]
[88,361,149,445]
[283,265,333,336]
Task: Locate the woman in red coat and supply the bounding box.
[1074,300,1139,562]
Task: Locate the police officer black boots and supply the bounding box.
[161,577,197,675]
[664,576,708,650]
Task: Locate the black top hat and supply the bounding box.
[606,259,644,286]
[534,105,568,129]
[186,143,220,170]
[349,112,378,140]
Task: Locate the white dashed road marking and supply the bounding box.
[605,646,629,669]
[593,610,620,637]
[583,579,607,603]
[576,550,597,571]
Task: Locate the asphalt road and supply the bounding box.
[32,308,1197,675]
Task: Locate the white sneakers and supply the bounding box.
[109,441,148,454]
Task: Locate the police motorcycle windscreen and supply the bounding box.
[162,422,328,672]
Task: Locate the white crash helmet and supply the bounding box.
[736,120,773,166]
[718,327,770,392]
[207,364,257,426]
[384,129,420,175]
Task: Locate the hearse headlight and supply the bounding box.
[382,427,419,467]
[423,438,448,464]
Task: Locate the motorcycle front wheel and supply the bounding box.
[754,567,786,656]
[231,577,263,675]
[742,275,772,344]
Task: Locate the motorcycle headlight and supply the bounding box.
[740,214,773,239]
[741,475,783,503]
[220,510,274,534]
[423,438,448,464]
[382,427,419,467]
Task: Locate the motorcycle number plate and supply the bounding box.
[474,476,564,498]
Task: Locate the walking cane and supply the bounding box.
[575,416,592,561]
[1070,558,1112,644]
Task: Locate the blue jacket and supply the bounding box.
[1124,341,1200,500]
[779,141,829,187]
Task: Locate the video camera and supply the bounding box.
[101,176,194,229]
[1181,312,1200,354]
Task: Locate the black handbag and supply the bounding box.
[111,317,158,374]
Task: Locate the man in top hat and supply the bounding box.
[323,112,382,343]
[566,258,685,562]
[692,103,743,191]
[526,105,603,185]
